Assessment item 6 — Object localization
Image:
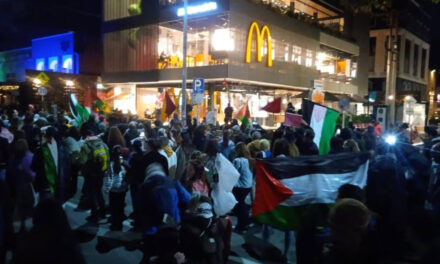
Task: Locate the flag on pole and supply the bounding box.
[301,99,338,155]
[252,152,369,231]
[69,93,90,127]
[161,90,177,122]
[262,97,281,113]
[284,113,302,127]
[235,102,251,127]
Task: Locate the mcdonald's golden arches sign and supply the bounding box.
[246,22,273,67]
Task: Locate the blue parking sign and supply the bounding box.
[193,78,204,93]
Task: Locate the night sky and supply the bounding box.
[0,0,101,50]
[1,0,440,68]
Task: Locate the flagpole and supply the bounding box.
[181,0,188,126]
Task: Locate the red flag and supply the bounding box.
[165,90,176,117]
[234,102,251,119]
[262,97,281,113]
[284,113,302,127]
[252,161,293,216]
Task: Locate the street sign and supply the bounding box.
[193,78,204,93]
[36,72,50,84]
[338,97,350,111]
[38,87,47,96]
[313,79,323,90]
[192,93,204,105]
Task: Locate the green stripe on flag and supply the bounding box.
[255,204,333,231]
[319,109,338,155]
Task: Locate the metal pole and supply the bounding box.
[181,0,188,126]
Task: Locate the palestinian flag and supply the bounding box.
[69,93,90,127]
[302,99,339,155]
[235,102,251,127]
[253,152,369,231]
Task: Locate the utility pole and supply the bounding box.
[181,0,188,126]
[385,10,398,129]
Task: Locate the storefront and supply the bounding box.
[102,0,361,125]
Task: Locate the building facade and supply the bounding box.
[368,0,431,127]
[102,0,363,124]
[0,32,99,109]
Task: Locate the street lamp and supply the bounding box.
[181,0,188,126]
[66,80,74,87]
[33,79,41,86]
[388,95,394,100]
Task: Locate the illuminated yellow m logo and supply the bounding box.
[246,22,273,67]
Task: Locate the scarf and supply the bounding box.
[163,146,173,158]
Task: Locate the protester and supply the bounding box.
[175,128,196,181]
[107,126,126,151]
[329,136,344,154]
[232,142,253,233]
[136,150,190,262]
[224,104,233,125]
[218,129,235,160]
[6,139,35,233]
[182,151,210,195]
[158,136,177,179]
[78,129,109,222]
[126,139,145,226]
[32,126,63,201]
[256,138,271,159]
[180,195,226,263]
[108,145,128,231]
[297,128,319,155]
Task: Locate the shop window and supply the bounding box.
[62,55,73,73]
[284,45,289,62]
[48,57,58,72]
[413,44,419,77]
[36,58,45,71]
[305,49,313,67]
[212,29,234,51]
[421,49,427,79]
[336,60,346,74]
[292,45,302,65]
[404,39,411,74]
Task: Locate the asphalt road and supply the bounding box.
[12,177,297,264]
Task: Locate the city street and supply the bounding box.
[12,177,296,264]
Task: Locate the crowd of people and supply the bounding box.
[1,106,440,264]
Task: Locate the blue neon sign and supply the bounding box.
[177,2,218,17]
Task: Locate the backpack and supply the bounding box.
[87,140,109,173]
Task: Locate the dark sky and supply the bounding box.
[0,0,440,68]
[0,0,101,50]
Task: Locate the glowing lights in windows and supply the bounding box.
[291,46,302,65]
[305,49,313,67]
[212,29,234,51]
[48,57,58,72]
[62,55,73,73]
[36,58,45,71]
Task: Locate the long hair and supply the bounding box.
[108,126,126,149]
[111,145,122,174]
[235,142,254,171]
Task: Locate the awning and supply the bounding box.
[292,91,341,102]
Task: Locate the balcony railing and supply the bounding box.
[248,0,355,42]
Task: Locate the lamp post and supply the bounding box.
[181,0,188,126]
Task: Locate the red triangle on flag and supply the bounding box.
[165,91,176,117]
[262,97,282,113]
[252,160,293,217]
[234,102,251,119]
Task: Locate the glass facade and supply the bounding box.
[104,0,142,21]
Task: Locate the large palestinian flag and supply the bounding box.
[252,152,369,231]
[302,99,339,155]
